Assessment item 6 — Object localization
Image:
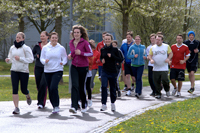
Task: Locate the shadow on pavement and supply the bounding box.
[87,108,99,113]
[102,111,124,118]
[37,107,52,112]
[47,113,73,120]
[10,112,38,119]
[71,113,101,121]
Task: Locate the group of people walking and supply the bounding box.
[5,26,200,114]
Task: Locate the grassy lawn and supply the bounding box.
[107,97,200,133]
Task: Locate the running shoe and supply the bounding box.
[81,107,88,113]
[172,88,177,96]
[26,95,32,105]
[100,104,107,111]
[188,88,194,94]
[177,92,181,97]
[13,107,20,114]
[131,86,135,91]
[69,107,77,114]
[52,107,60,113]
[166,91,170,97]
[150,92,155,97]
[111,103,116,112]
[155,95,161,99]
[88,99,92,107]
[38,105,44,109]
[135,93,140,99]
[122,87,127,92]
[125,90,131,96]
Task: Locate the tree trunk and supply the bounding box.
[183,0,188,40]
[55,16,62,43]
[122,11,129,40]
[18,14,24,32]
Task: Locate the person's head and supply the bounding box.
[126,31,133,43]
[49,32,58,46]
[104,33,113,46]
[72,25,89,41]
[156,35,163,46]
[40,31,49,43]
[156,31,163,36]
[112,40,118,48]
[16,32,25,43]
[150,33,156,45]
[102,31,107,42]
[89,39,96,49]
[176,34,183,44]
[135,35,141,45]
[188,31,195,41]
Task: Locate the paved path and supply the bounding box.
[0,81,200,133]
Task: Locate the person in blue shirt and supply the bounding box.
[127,35,147,98]
[120,31,135,96]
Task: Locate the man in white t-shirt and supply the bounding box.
[149,35,173,99]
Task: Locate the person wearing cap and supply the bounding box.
[183,31,200,94]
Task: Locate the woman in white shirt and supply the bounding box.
[40,32,67,113]
[5,32,34,114]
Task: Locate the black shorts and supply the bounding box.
[124,63,134,76]
[186,62,198,73]
[170,68,185,81]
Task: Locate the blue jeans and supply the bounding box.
[101,70,118,104]
[45,71,63,108]
[131,65,144,95]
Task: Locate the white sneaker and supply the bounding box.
[131,86,135,91]
[166,91,170,97]
[78,101,82,109]
[126,90,131,96]
[100,87,102,92]
[52,107,59,113]
[111,103,116,112]
[69,107,77,114]
[38,105,43,109]
[81,107,88,113]
[172,89,177,96]
[88,99,92,107]
[13,107,20,114]
[177,92,181,97]
[107,88,110,95]
[100,104,107,111]
[123,87,127,92]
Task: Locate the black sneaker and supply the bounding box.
[118,91,121,97]
[150,92,155,97]
[135,93,140,98]
[155,95,161,99]
[188,88,194,94]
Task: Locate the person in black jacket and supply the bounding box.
[100,33,123,112]
[32,31,49,109]
[112,40,124,97]
[183,31,200,93]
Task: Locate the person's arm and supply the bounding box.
[148,47,154,64]
[79,42,93,57]
[165,45,173,63]
[5,47,12,64]
[127,45,135,59]
[60,46,68,65]
[19,46,34,64]
[180,46,190,64]
[40,47,46,65]
[32,45,38,59]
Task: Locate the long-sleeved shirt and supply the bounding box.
[69,38,93,67]
[32,42,44,67]
[120,42,133,64]
[6,44,34,73]
[40,42,68,73]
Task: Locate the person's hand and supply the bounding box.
[107,53,111,57]
[45,59,49,63]
[150,59,154,64]
[168,61,172,65]
[116,63,119,65]
[165,58,170,63]
[37,54,39,58]
[194,48,199,53]
[5,58,9,62]
[60,62,63,65]
[134,54,138,58]
[15,56,20,61]
[180,60,185,64]
[143,56,146,60]
[75,49,81,55]
[102,58,105,64]
[68,54,72,60]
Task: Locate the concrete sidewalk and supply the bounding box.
[0,81,200,133]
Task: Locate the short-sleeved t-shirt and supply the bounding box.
[170,43,190,69]
[149,43,172,71]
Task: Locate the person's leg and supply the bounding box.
[45,73,53,106]
[178,81,182,92]
[11,71,19,108]
[124,63,132,90]
[78,67,88,109]
[189,71,195,88]
[101,70,108,105]
[38,72,48,107]
[70,65,79,110]
[19,72,29,95]
[153,71,162,95]
[86,77,92,100]
[148,66,156,94]
[116,68,121,91]
[136,65,144,95]
[34,66,42,91]
[48,71,63,108]
[90,69,97,90]
[161,71,170,92]
[109,73,117,104]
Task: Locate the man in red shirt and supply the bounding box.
[169,34,190,96]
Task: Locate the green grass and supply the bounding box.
[107,97,200,133]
